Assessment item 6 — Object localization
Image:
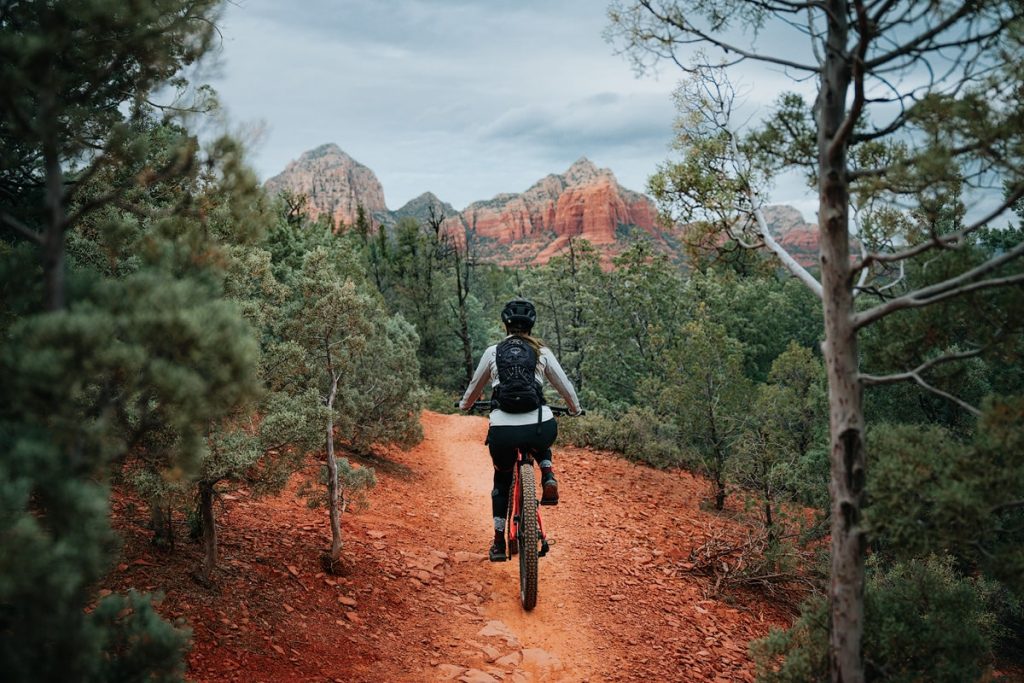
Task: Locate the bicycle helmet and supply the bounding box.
[501,298,537,331]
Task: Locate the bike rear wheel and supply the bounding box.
[517,461,539,610]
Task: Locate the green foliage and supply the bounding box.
[752,557,1001,683]
[686,270,822,382]
[730,343,827,527]
[343,314,424,455]
[558,407,686,469]
[0,271,238,678]
[520,238,602,393]
[867,399,1024,593]
[649,314,752,508]
[583,243,689,407]
[89,591,192,683]
[301,458,378,512]
[860,221,1024,432]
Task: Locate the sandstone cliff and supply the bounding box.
[264,144,387,229]
[449,157,668,265]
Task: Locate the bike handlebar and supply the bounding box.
[453,400,585,416]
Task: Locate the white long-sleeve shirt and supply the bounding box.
[459,338,582,426]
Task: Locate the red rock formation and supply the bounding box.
[265,145,820,268]
[264,144,387,229]
[455,158,668,265]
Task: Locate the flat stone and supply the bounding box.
[520,647,563,672]
[481,644,501,662]
[494,651,522,668]
[436,664,465,680]
[338,596,357,607]
[454,551,482,563]
[477,620,519,646]
[407,554,445,573]
[459,669,499,683]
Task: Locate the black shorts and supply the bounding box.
[486,419,557,472]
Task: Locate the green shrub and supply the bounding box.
[422,386,461,414]
[558,407,688,469]
[751,556,1000,683]
[866,411,1024,594]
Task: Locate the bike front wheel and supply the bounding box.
[517,462,539,610]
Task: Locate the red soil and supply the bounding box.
[108,411,797,682]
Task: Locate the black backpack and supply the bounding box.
[493,337,544,413]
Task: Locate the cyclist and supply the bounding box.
[459,298,583,562]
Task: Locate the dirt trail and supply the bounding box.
[109,411,794,682]
[407,412,611,681]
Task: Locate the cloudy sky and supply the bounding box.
[206,0,818,216]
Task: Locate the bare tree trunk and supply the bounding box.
[568,239,585,391]
[199,480,217,579]
[547,289,564,358]
[325,372,343,565]
[819,2,866,680]
[454,245,474,386]
[711,456,725,511]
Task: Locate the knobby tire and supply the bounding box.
[518,461,539,610]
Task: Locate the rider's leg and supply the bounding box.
[532,420,559,505]
[487,429,517,561]
[491,467,514,530]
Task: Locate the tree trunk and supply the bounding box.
[568,239,585,392]
[454,247,474,386]
[199,481,217,578]
[42,101,66,312]
[149,498,173,549]
[819,2,866,681]
[325,374,343,565]
[707,384,726,511]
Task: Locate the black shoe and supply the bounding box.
[541,472,559,506]
[488,537,506,562]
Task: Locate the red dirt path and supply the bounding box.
[108,411,796,682]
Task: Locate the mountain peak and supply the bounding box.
[265,144,387,228]
[394,192,457,221]
[569,156,596,171]
[302,143,358,164]
[563,156,609,186]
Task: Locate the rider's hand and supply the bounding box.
[571,407,585,417]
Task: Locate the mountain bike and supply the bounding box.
[462,400,580,610]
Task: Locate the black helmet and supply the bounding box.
[501,298,536,330]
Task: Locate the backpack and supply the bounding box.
[493,337,544,413]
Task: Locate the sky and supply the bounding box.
[205,0,820,216]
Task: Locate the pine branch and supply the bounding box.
[854,241,1024,329]
[0,210,43,244]
[861,353,983,416]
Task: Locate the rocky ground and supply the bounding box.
[108,411,802,682]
